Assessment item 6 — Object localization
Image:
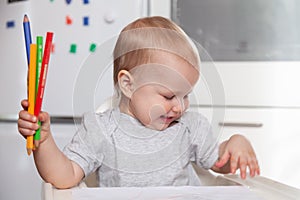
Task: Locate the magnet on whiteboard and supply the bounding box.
[83,16,89,26]
[70,44,77,53]
[6,20,15,28]
[104,12,116,24]
[66,15,73,25]
[89,43,97,52]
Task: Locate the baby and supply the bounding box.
[18,16,259,189]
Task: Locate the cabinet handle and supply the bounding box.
[219,122,263,128]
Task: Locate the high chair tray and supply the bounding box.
[42,174,300,200]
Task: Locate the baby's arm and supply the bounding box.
[18,100,84,189]
[210,134,260,179]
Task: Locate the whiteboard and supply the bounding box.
[0,0,147,118]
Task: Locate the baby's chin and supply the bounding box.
[144,121,175,131]
[144,115,181,131]
[146,125,168,131]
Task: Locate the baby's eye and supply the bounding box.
[163,95,175,100]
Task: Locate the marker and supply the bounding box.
[34,32,53,118]
[23,15,32,66]
[27,44,37,155]
[23,14,32,98]
[34,36,43,147]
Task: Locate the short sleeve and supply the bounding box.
[182,112,219,169]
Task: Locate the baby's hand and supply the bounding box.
[214,134,260,179]
[17,99,51,146]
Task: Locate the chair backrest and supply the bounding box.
[96,95,119,113]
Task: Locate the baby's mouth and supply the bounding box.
[159,115,175,124]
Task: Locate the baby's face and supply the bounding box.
[127,52,199,130]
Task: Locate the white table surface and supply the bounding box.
[42,175,300,200]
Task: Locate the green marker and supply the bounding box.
[34,36,43,144]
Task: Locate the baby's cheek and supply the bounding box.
[143,104,166,130]
[148,104,166,121]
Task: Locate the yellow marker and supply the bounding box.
[27,44,37,155]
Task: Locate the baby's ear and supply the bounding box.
[118,70,134,98]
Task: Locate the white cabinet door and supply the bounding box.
[189,107,300,189]
[0,123,76,200]
[190,62,300,107]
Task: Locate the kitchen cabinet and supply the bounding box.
[171,0,300,190]
[172,0,300,62]
[187,61,300,189]
[190,105,300,189]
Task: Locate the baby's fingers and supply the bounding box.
[238,156,248,179]
[18,127,36,138]
[18,110,37,122]
[230,155,238,174]
[18,111,39,136]
[229,153,248,178]
[18,118,39,133]
[215,150,230,168]
[21,99,29,110]
[235,153,260,179]
[248,156,260,177]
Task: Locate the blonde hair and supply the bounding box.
[113,16,200,85]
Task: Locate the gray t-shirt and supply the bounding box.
[63,108,219,187]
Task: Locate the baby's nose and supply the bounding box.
[172,98,185,113]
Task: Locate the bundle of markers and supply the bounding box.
[23,14,54,155]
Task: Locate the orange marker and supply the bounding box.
[27,44,37,155]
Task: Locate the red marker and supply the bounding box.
[34,32,53,117]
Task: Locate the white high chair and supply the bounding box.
[42,168,300,200]
[42,97,300,200]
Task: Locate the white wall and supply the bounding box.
[149,0,171,18]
